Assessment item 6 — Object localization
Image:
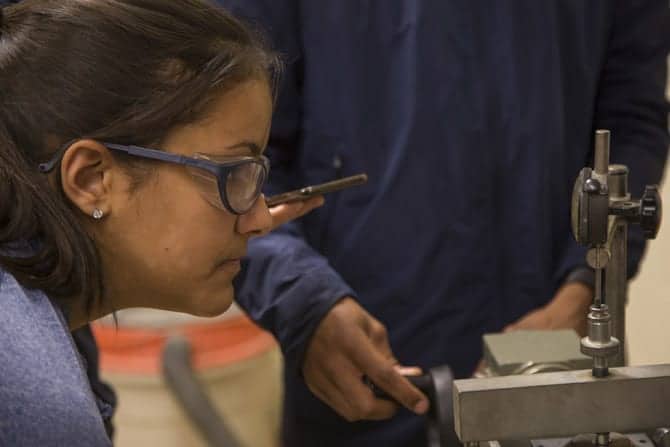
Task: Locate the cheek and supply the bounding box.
[124,174,241,315]
[143,178,238,273]
[115,170,239,285]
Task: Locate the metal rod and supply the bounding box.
[594,268,603,308]
[592,356,608,378]
[605,221,628,367]
[594,130,610,177]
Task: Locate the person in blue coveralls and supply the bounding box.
[219,1,670,446]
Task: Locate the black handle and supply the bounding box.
[365,373,434,400]
[365,367,461,447]
[640,185,662,239]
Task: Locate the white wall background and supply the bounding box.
[626,64,670,365]
[627,158,670,365]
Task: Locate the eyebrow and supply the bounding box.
[224,141,263,156]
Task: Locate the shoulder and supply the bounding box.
[0,267,67,338]
[0,269,111,447]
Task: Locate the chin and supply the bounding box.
[189,287,235,317]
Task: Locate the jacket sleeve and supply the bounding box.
[555,0,669,287]
[219,0,357,375]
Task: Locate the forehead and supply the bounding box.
[162,79,273,157]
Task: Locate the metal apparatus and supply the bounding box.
[571,130,662,370]
[448,129,668,447]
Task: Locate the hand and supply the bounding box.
[267,196,324,232]
[302,297,429,421]
[504,282,593,336]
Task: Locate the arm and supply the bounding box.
[593,0,669,278]
[222,0,429,419]
[510,0,669,334]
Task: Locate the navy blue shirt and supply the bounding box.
[226,1,670,446]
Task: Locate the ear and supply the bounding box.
[60,139,116,218]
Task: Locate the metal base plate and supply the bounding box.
[492,433,654,447]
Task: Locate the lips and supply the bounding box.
[211,259,240,278]
[214,252,245,272]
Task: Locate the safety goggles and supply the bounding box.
[39,142,270,215]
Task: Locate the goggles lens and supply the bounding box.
[190,154,269,214]
[223,159,268,214]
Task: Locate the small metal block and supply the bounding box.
[483,330,591,376]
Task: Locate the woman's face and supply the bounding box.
[96,79,273,317]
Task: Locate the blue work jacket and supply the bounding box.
[224,1,670,446]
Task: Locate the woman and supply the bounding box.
[0,1,321,445]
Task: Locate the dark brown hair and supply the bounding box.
[0,0,279,314]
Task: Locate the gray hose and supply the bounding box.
[161,335,243,447]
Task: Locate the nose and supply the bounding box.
[236,194,272,237]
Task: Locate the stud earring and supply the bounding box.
[92,208,104,220]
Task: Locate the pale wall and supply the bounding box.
[627,159,670,365]
[626,61,670,365]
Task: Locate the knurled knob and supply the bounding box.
[640,185,662,239]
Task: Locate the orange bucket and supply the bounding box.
[92,314,276,375]
[92,312,282,447]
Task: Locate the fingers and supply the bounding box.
[472,358,488,378]
[268,195,324,230]
[305,366,359,420]
[350,332,429,415]
[304,350,397,421]
[394,366,423,376]
[333,362,398,420]
[326,360,398,421]
[301,298,428,422]
[301,195,325,212]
